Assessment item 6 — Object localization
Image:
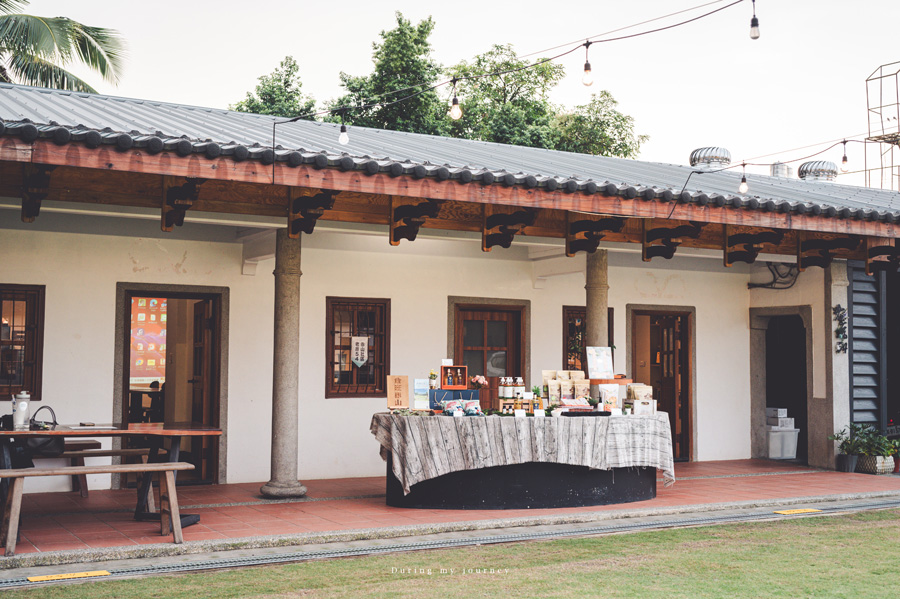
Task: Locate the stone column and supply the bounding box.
[820,260,850,470]
[261,229,307,497]
[585,250,610,399]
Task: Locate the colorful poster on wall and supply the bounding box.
[130,297,167,386]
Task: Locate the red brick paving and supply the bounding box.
[8,459,900,555]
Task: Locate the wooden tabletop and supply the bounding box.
[0,422,221,437]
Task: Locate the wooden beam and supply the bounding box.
[20,164,53,223]
[3,139,892,238]
[161,176,201,231]
[390,197,441,245]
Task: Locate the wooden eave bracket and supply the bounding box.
[723,225,785,267]
[161,176,203,231]
[287,189,336,237]
[565,212,627,257]
[796,232,861,271]
[641,219,704,262]
[21,164,55,223]
[482,206,537,252]
[390,197,442,245]
[865,237,900,275]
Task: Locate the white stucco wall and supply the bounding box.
[2,224,755,490]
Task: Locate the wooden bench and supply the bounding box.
[35,441,165,499]
[0,462,194,556]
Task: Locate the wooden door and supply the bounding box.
[189,299,216,480]
[454,306,524,411]
[633,311,691,460]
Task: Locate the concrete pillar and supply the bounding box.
[585,250,610,398]
[261,229,307,497]
[820,261,850,469]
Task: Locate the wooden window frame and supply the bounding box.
[0,284,45,402]
[326,297,390,398]
[562,306,614,372]
[453,304,525,380]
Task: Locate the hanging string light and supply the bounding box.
[338,124,349,145]
[582,41,593,87]
[749,0,760,39]
[841,140,849,172]
[739,163,749,194]
[448,79,462,120]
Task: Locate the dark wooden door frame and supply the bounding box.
[626,305,695,461]
[113,283,228,486]
[447,297,530,387]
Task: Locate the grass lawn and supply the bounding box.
[9,509,900,598]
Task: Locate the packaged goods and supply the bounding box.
[560,380,575,401]
[569,371,586,381]
[548,380,561,404]
[573,380,590,400]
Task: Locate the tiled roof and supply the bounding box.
[2,82,900,223]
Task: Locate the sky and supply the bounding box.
[22,0,900,188]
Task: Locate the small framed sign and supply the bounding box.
[586,346,614,379]
[387,375,409,410]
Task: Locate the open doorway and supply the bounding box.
[631,310,693,461]
[765,315,808,463]
[115,284,227,486]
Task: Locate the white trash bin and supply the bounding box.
[767,428,800,460]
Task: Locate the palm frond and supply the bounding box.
[5,51,97,92]
[0,1,29,15]
[67,20,126,84]
[0,14,69,59]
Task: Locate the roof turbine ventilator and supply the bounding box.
[689,147,731,171]
[798,160,838,183]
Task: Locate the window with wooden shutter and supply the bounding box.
[326,297,390,398]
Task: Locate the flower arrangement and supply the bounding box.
[469,375,487,389]
[428,369,438,380]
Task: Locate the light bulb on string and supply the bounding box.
[738,164,749,194]
[448,79,463,120]
[841,140,849,172]
[749,0,760,39]
[582,41,593,86]
[338,124,349,145]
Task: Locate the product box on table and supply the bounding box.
[453,390,480,402]
[765,408,787,418]
[767,417,794,428]
[429,389,453,410]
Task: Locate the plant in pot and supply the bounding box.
[891,439,900,474]
[855,426,895,475]
[829,424,866,472]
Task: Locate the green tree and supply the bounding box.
[230,56,316,119]
[0,0,125,92]
[553,91,648,158]
[329,12,446,135]
[447,44,564,148]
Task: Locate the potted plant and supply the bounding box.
[891,439,900,474]
[829,424,865,472]
[854,425,895,475]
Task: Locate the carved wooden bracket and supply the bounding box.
[482,206,537,251]
[723,225,785,267]
[390,197,441,245]
[161,176,203,231]
[21,164,54,223]
[641,220,704,262]
[287,189,336,237]
[565,213,627,257]
[865,237,900,275]
[797,233,861,271]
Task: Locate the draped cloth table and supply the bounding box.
[370,413,675,509]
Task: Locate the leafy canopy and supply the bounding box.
[230,56,316,119]
[327,12,446,135]
[0,0,126,93]
[232,13,647,159]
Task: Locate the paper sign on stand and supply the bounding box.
[586,347,614,379]
[387,375,409,410]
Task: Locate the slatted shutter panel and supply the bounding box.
[848,263,885,425]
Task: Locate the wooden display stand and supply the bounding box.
[589,378,633,385]
[440,365,468,390]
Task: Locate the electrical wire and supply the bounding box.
[273,0,747,126]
